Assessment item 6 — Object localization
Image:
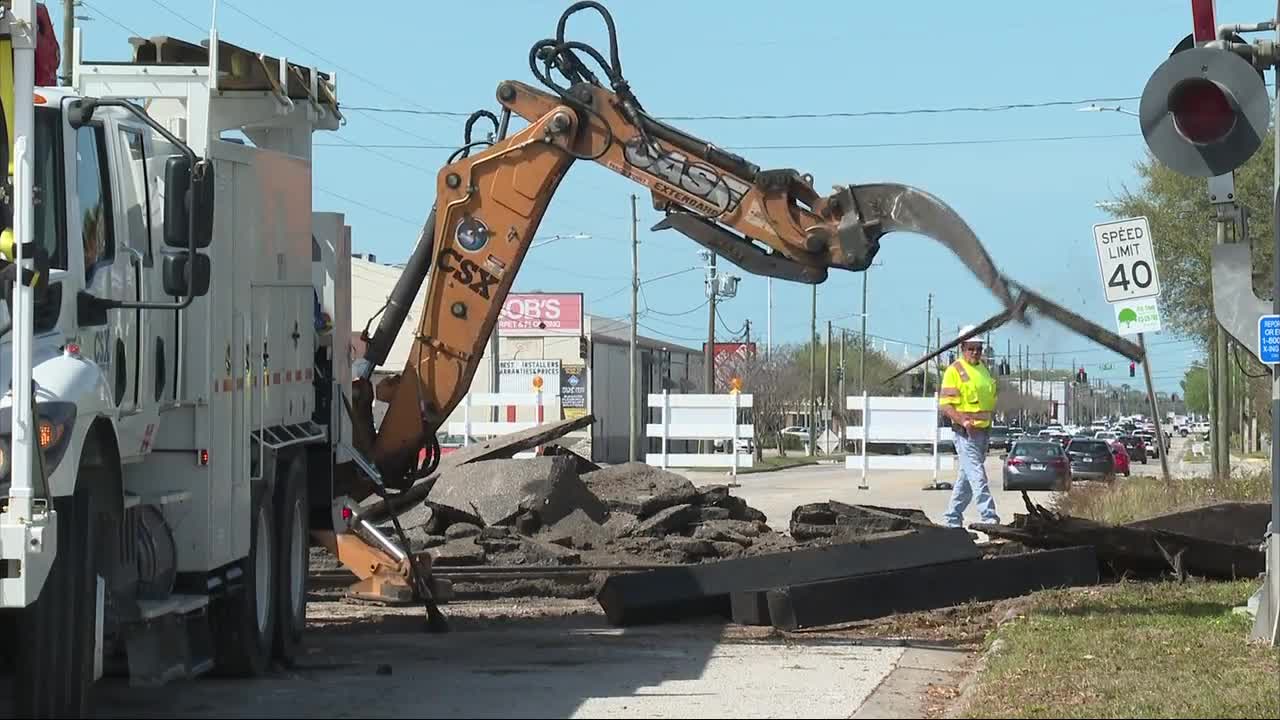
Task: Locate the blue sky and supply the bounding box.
[70,0,1252,396]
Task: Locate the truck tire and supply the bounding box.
[11,495,78,717]
[210,482,277,677]
[11,468,112,719]
[274,450,309,662]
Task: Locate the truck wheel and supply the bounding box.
[210,482,277,677]
[274,451,309,663]
[11,495,77,717]
[11,468,111,719]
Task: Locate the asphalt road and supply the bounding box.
[679,441,1170,530]
[80,600,922,719]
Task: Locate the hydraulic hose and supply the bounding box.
[359,207,436,374]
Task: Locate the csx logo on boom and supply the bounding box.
[438,248,500,299]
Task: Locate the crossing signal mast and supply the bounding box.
[1136,0,1279,647]
[1139,1,1272,178]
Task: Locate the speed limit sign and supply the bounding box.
[1093,216,1161,303]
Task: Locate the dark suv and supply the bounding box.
[1066,438,1116,482]
[1119,435,1148,464]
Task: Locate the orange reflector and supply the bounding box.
[33,93,46,105]
[38,421,53,448]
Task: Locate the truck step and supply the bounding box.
[124,594,216,688]
[124,490,193,509]
[137,593,209,620]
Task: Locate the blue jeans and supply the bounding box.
[945,429,1000,528]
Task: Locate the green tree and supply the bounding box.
[1105,129,1275,433]
[1181,362,1209,415]
[1104,132,1274,344]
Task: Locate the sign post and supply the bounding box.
[1094,216,1171,483]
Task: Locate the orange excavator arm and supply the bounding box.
[347,1,1130,492]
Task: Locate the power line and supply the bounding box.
[218,0,444,117]
[144,0,204,34]
[645,298,709,318]
[121,1,441,147]
[327,133,434,176]
[315,187,421,227]
[341,95,1148,122]
[594,267,700,304]
[80,1,144,37]
[315,132,1141,153]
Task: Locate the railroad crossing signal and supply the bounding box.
[1138,44,1270,177]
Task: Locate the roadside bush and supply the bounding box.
[1050,468,1272,525]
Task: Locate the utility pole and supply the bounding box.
[809,284,816,457]
[923,294,933,397]
[824,321,832,440]
[629,194,638,461]
[1214,211,1231,480]
[766,278,772,359]
[705,253,717,395]
[935,317,942,388]
[702,252,718,455]
[1139,336,1172,483]
[858,270,868,396]
[840,328,847,450]
[61,0,74,86]
[745,319,752,345]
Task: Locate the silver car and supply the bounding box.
[1001,440,1072,492]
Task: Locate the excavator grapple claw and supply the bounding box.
[826,183,1017,314]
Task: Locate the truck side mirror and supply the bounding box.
[162,250,211,297]
[163,156,214,249]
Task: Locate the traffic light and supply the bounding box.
[1130,361,1136,377]
[1076,367,1088,384]
[579,336,588,359]
[1139,44,1270,177]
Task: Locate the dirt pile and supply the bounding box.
[789,500,936,542]
[360,460,786,568]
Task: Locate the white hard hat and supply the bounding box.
[958,324,978,337]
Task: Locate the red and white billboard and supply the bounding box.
[498,293,584,336]
[707,342,757,392]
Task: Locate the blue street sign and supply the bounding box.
[1258,315,1280,364]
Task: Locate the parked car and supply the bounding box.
[1066,438,1117,482]
[1109,439,1131,477]
[988,425,1011,450]
[1001,440,1072,491]
[1119,435,1148,464]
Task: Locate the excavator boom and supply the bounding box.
[348,1,1127,491]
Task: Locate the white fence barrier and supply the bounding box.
[447,391,548,457]
[646,391,754,474]
[845,393,954,488]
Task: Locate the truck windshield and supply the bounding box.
[1,107,66,272]
[32,107,67,271]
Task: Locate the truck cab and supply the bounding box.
[1,89,200,500]
[2,15,353,716]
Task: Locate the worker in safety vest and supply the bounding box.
[938,325,1001,528]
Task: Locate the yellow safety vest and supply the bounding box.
[939,358,996,429]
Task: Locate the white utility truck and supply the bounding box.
[0,2,370,715]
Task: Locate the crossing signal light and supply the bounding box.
[1076,367,1088,384]
[1139,45,1270,177]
